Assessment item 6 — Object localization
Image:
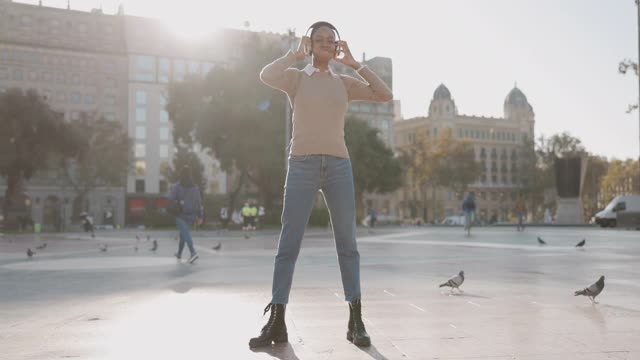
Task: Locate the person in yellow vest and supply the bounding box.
[241,202,252,231]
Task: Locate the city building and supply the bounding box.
[0,0,128,230]
[393,83,535,223]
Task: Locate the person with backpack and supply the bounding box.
[168,165,203,264]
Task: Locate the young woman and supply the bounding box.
[249,21,392,348]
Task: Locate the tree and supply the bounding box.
[61,113,132,218]
[161,144,207,194]
[344,116,403,217]
[600,158,639,202]
[401,128,481,222]
[0,88,81,227]
[167,33,288,214]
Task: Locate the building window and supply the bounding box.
[84,95,95,104]
[134,55,155,82]
[173,59,186,81]
[71,74,81,84]
[188,61,200,74]
[159,144,169,158]
[71,93,81,104]
[104,95,116,105]
[159,92,168,107]
[159,57,170,83]
[136,108,146,122]
[135,90,147,105]
[160,110,169,123]
[135,126,146,140]
[159,127,170,141]
[135,143,146,158]
[56,91,66,103]
[104,112,116,121]
[135,179,145,193]
[13,69,23,81]
[135,160,146,176]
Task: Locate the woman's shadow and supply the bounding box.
[357,344,390,360]
[250,342,300,360]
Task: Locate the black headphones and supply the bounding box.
[304,21,341,56]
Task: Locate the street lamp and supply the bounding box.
[637,0,640,192]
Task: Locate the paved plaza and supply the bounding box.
[1,226,639,359]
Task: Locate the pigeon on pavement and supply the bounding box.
[439,271,465,292]
[574,275,605,304]
[99,244,108,252]
[27,248,35,258]
[150,239,158,252]
[537,237,547,245]
[36,243,47,250]
[212,242,222,251]
[575,239,586,247]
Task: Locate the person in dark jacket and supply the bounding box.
[168,165,203,264]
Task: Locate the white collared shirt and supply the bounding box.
[302,63,339,78]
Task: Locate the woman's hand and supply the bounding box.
[335,40,360,69]
[295,36,311,61]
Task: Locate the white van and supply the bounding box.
[594,195,640,228]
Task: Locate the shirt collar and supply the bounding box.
[302,63,338,78]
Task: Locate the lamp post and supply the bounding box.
[637,0,640,192]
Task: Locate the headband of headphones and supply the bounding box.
[305,21,341,40]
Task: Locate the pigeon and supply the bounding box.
[99,244,108,252]
[244,234,250,240]
[134,245,138,252]
[574,275,605,304]
[212,242,222,251]
[439,271,465,292]
[36,243,47,250]
[27,248,35,258]
[537,237,547,245]
[150,239,158,252]
[575,239,586,247]
[136,235,140,242]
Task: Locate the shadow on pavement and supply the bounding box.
[250,342,300,360]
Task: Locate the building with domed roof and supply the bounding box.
[389,83,535,223]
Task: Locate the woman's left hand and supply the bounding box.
[335,40,360,69]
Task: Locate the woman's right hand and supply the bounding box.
[295,36,311,61]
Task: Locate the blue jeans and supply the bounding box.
[176,217,196,257]
[271,155,361,304]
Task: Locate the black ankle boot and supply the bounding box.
[347,299,371,347]
[249,303,288,348]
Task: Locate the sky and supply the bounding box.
[15,0,640,160]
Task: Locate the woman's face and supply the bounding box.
[311,26,337,61]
